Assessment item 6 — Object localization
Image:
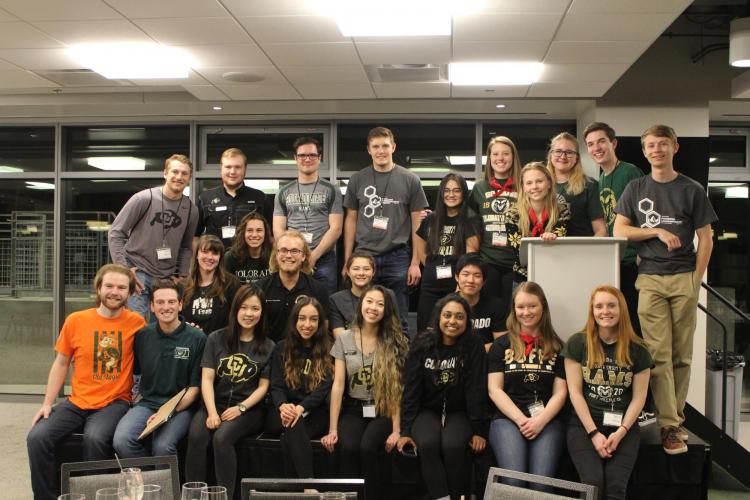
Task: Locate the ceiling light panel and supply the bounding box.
[449,62,543,86]
[69,43,191,79]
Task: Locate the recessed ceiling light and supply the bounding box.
[212,106,223,111]
[69,43,191,79]
[496,104,506,109]
[450,62,544,86]
[87,157,146,171]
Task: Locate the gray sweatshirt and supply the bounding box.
[108,187,198,278]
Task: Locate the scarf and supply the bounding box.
[489,177,514,197]
[529,207,548,237]
[520,332,541,357]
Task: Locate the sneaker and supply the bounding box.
[638,410,656,427]
[661,426,688,455]
[675,425,689,442]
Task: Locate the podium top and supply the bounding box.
[519,237,628,266]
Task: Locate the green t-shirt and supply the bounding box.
[598,161,643,263]
[555,177,603,237]
[469,179,519,268]
[562,332,652,426]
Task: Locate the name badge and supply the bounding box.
[528,401,545,417]
[301,232,314,244]
[362,402,376,418]
[603,410,624,427]
[492,231,507,247]
[436,265,453,280]
[215,206,227,212]
[373,216,389,230]
[156,247,172,260]
[221,226,236,239]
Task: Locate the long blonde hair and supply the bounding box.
[517,162,561,237]
[269,230,314,274]
[505,282,562,362]
[547,132,585,196]
[483,136,522,187]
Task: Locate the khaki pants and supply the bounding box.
[636,271,700,429]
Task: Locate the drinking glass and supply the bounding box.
[141,484,162,500]
[180,482,207,500]
[58,494,86,500]
[95,487,124,500]
[320,493,346,500]
[199,486,228,500]
[119,467,144,500]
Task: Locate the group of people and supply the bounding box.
[27,122,716,500]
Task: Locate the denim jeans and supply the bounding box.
[27,399,129,500]
[113,404,194,458]
[373,246,410,336]
[126,267,153,323]
[489,417,565,491]
[312,249,338,296]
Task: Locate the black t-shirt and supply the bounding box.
[256,273,330,342]
[201,328,275,411]
[416,213,479,291]
[195,185,269,248]
[224,250,271,284]
[487,334,565,419]
[181,277,239,335]
[469,294,507,345]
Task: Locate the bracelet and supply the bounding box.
[587,428,599,439]
[619,424,629,432]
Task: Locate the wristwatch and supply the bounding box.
[238,403,247,414]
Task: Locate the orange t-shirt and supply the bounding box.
[55,308,146,410]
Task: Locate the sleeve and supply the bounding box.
[299,365,333,412]
[465,336,489,438]
[486,337,507,373]
[330,184,344,214]
[468,183,481,213]
[560,332,584,363]
[416,212,431,241]
[409,173,429,212]
[108,190,150,267]
[273,186,287,217]
[691,184,718,228]
[342,172,360,210]
[177,203,200,277]
[260,340,275,379]
[329,295,346,330]
[586,179,604,219]
[632,343,654,373]
[330,334,345,361]
[399,345,424,437]
[200,333,218,369]
[466,213,482,238]
[189,333,207,387]
[614,182,638,219]
[269,344,288,408]
[54,315,75,357]
[194,194,206,237]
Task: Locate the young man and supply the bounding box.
[342,127,428,332]
[614,125,717,455]
[195,147,268,248]
[113,280,205,458]
[454,253,507,351]
[108,154,199,321]
[584,121,644,336]
[273,137,343,295]
[256,230,330,342]
[27,265,145,500]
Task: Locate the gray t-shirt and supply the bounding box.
[330,329,375,401]
[343,165,428,255]
[615,173,717,275]
[274,178,343,249]
[109,187,199,278]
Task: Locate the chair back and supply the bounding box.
[248,493,356,499]
[484,467,597,500]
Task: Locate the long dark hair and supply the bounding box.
[229,212,272,262]
[426,173,476,258]
[283,297,333,392]
[224,284,269,355]
[184,234,234,305]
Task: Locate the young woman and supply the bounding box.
[185,285,275,500]
[547,132,606,237]
[487,281,567,490]
[267,297,333,478]
[225,212,273,284]
[397,294,487,500]
[508,162,569,282]
[322,285,408,500]
[415,173,480,333]
[182,234,241,334]
[469,136,522,308]
[564,286,652,499]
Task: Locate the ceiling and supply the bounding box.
[0,0,695,103]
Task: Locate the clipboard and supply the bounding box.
[137,388,188,440]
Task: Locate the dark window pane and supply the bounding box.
[65,126,190,172]
[0,127,54,173]
[709,134,746,168]
[204,130,326,167]
[482,122,577,166]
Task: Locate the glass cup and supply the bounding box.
[199,486,228,500]
[95,487,124,500]
[58,494,86,500]
[119,467,144,500]
[141,484,162,500]
[180,482,207,500]
[320,493,346,500]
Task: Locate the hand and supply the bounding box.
[146,413,157,425]
[31,404,52,426]
[321,430,338,453]
[540,232,558,242]
[396,436,417,454]
[657,228,681,252]
[418,209,432,223]
[591,431,612,459]
[289,405,305,427]
[170,276,181,285]
[130,267,144,295]
[206,412,221,429]
[279,403,297,427]
[341,265,349,280]
[385,431,400,453]
[221,406,242,422]
[604,427,626,454]
[308,253,319,269]
[469,435,486,454]
[519,415,547,440]
[187,322,202,330]
[407,263,421,286]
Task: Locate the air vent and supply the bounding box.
[34,69,130,87]
[364,64,448,83]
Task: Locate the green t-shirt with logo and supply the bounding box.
[598,161,643,263]
[469,179,519,268]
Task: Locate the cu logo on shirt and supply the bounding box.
[174,347,190,360]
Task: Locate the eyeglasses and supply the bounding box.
[551,149,578,158]
[443,188,463,195]
[278,247,303,256]
[295,153,321,160]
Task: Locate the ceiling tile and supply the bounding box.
[197,66,289,86]
[450,85,529,98]
[296,82,375,99]
[280,65,368,84]
[527,81,612,97]
[0,0,121,21]
[475,0,570,14]
[539,63,629,83]
[453,41,549,62]
[222,0,318,17]
[544,40,650,64]
[32,20,152,44]
[127,70,210,86]
[0,22,63,48]
[219,84,301,100]
[0,48,82,69]
[0,57,17,69]
[238,16,348,43]
[372,82,450,98]
[104,0,229,19]
[0,68,58,88]
[555,13,678,42]
[261,42,360,66]
[183,44,272,68]
[454,13,563,42]
[355,39,450,65]
[0,7,17,21]
[134,18,251,45]
[568,0,693,15]
[183,84,230,101]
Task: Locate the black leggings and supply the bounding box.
[411,409,473,500]
[417,283,456,334]
[185,405,265,500]
[337,405,393,500]
[566,419,640,500]
[266,407,328,478]
[484,263,514,310]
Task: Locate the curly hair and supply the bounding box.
[283,297,332,392]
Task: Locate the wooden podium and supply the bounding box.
[519,237,627,341]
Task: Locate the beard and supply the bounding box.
[100,294,128,311]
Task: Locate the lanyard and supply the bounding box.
[296,178,320,232]
[371,167,394,217]
[160,190,184,246]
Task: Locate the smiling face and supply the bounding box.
[456,264,485,297]
[439,301,468,345]
[295,142,321,177]
[367,136,396,170]
[585,130,617,166]
[642,134,679,170]
[244,219,265,249]
[550,138,579,176]
[275,235,306,274]
[296,303,320,343]
[361,289,385,325]
[592,291,620,330]
[151,288,182,327]
[220,154,246,190]
[522,168,551,203]
[163,159,191,197]
[514,291,543,333]
[347,257,375,289]
[490,142,514,179]
[197,247,220,274]
[442,179,463,210]
[237,294,263,332]
[97,272,130,311]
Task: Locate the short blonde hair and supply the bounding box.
[220,148,247,165]
[164,154,192,172]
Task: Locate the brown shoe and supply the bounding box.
[662,426,688,455]
[676,425,689,442]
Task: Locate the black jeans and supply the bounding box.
[620,261,641,338]
[417,282,456,334]
[411,409,473,500]
[566,418,640,500]
[484,263,514,311]
[337,403,393,500]
[266,407,328,478]
[185,405,266,500]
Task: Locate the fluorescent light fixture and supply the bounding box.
[87,157,146,171]
[449,62,543,86]
[496,104,506,109]
[212,106,223,111]
[86,221,112,232]
[0,165,23,172]
[26,181,54,190]
[730,17,750,67]
[447,155,486,165]
[69,43,191,79]
[725,186,749,199]
[709,157,717,163]
[270,159,297,165]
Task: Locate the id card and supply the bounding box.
[603,410,624,427]
[221,226,236,239]
[301,232,314,244]
[436,265,453,280]
[156,247,172,260]
[528,401,545,417]
[492,231,507,247]
[363,403,376,418]
[373,216,389,230]
[215,205,227,212]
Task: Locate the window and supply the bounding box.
[0,127,55,173]
[482,122,576,167]
[709,129,749,181]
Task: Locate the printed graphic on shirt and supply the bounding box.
[350,365,373,392]
[480,192,519,227]
[284,192,329,213]
[149,209,182,229]
[362,185,400,219]
[503,348,558,380]
[581,357,633,405]
[438,225,456,255]
[191,296,213,319]
[638,198,682,229]
[425,356,458,387]
[303,358,312,375]
[93,330,123,377]
[175,347,190,360]
[234,268,271,283]
[600,188,617,226]
[217,353,259,383]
